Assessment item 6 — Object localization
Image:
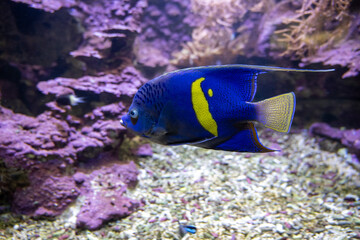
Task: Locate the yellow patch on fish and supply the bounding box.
[208,88,213,97]
[191,77,218,136]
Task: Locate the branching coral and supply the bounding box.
[171,0,359,78]
[171,0,263,67]
[276,0,351,57]
[300,39,360,78]
[273,0,358,78]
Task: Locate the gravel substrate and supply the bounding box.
[1,130,360,239]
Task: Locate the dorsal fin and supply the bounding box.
[178,64,334,102]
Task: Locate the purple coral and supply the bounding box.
[310,123,360,156]
[0,107,73,169]
[12,164,80,217]
[133,144,153,157]
[0,0,148,225]
[12,160,142,229]
[134,0,198,77]
[139,0,196,59]
[37,66,146,98]
[0,104,128,169]
[75,161,141,230]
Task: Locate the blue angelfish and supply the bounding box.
[120,64,333,152]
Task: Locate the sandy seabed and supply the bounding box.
[1,130,360,240]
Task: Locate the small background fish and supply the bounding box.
[178,220,197,237]
[56,94,85,106]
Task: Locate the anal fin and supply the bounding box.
[196,123,274,152]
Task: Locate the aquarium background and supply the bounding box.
[0,0,359,239]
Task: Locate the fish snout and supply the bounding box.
[120,117,126,127]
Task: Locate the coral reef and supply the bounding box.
[0,83,142,220]
[0,0,147,114]
[300,39,360,78]
[0,103,130,169]
[138,0,196,58]
[0,0,148,224]
[11,0,147,65]
[274,0,358,78]
[133,41,170,78]
[171,0,261,67]
[0,0,82,113]
[171,0,360,78]
[1,0,359,232]
[274,0,352,58]
[134,0,197,77]
[0,107,74,169]
[67,0,147,68]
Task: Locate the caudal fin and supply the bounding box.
[255,92,296,133]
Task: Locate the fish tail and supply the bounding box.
[255,92,296,133]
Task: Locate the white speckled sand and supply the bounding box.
[2,130,360,239]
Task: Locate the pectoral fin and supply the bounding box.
[152,101,195,145]
[150,126,167,136]
[150,102,172,138]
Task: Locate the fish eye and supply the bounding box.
[129,109,139,119]
[129,109,139,125]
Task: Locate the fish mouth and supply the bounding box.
[120,118,126,127]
